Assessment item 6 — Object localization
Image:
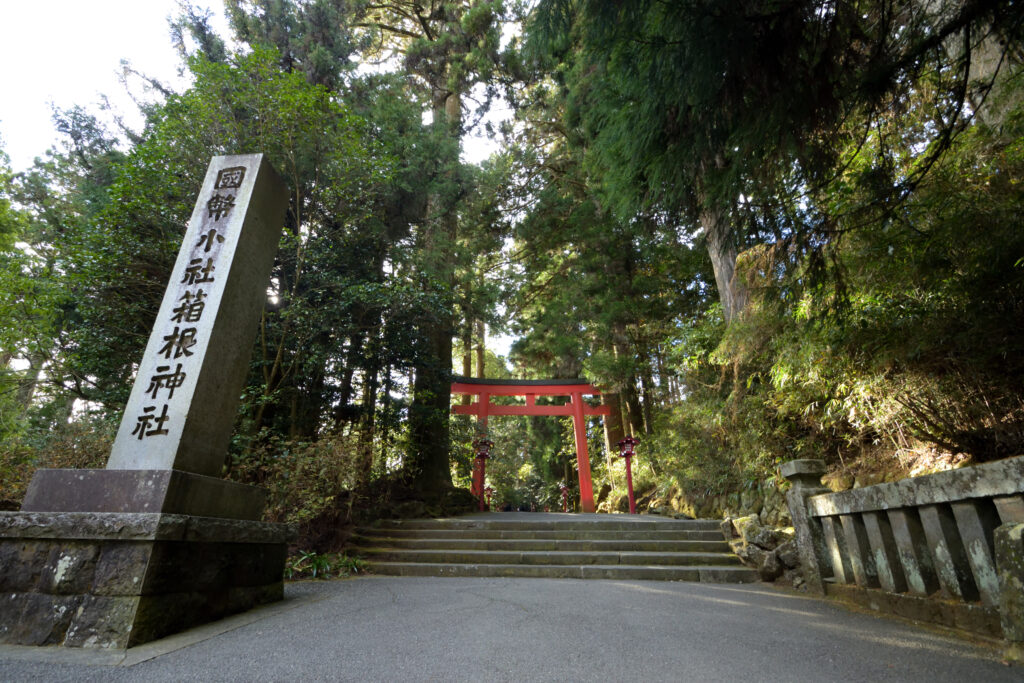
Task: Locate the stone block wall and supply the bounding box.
[0,512,288,648]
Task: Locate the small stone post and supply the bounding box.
[781,459,830,594]
[995,523,1024,662]
[0,154,291,649]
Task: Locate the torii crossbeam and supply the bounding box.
[451,377,611,513]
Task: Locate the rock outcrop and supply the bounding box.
[722,513,802,585]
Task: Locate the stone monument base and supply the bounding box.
[0,512,288,648]
[20,468,267,520]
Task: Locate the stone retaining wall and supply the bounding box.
[651,485,791,527]
[782,457,1024,660]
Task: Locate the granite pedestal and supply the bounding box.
[0,509,288,648]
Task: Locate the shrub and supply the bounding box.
[0,417,113,508]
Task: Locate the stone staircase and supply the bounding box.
[350,512,759,582]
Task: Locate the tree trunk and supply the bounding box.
[475,319,485,378]
[292,362,326,439]
[621,378,644,437]
[654,345,671,406]
[602,392,626,461]
[333,334,364,430]
[612,347,643,437]
[289,391,300,439]
[409,323,453,494]
[380,362,394,451]
[62,394,77,422]
[16,352,46,412]
[407,86,460,498]
[610,326,644,437]
[461,325,472,404]
[702,203,747,324]
[357,364,379,486]
[639,359,655,435]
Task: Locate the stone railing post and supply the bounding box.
[995,522,1024,662]
[782,459,829,594]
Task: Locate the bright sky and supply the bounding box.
[0,0,499,171]
[0,0,513,357]
[0,0,216,172]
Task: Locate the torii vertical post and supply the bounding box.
[571,392,595,512]
[470,392,490,500]
[451,378,609,513]
[479,392,490,433]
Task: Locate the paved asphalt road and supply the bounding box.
[0,576,1018,682]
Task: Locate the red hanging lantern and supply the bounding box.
[472,437,495,512]
[617,436,639,515]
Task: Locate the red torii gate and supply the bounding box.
[451,377,611,513]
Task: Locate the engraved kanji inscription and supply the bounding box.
[171,289,207,323]
[131,404,170,439]
[146,363,187,399]
[108,154,288,474]
[182,258,215,285]
[197,228,225,253]
[159,326,197,359]
[207,193,236,221]
[214,166,246,190]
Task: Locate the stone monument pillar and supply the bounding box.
[0,154,291,649]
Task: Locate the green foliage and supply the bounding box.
[0,416,114,508]
[9,46,392,420]
[806,109,1024,459]
[0,33,453,524]
[0,141,25,248]
[229,431,361,526]
[650,97,1024,494]
[285,550,367,580]
[533,0,1024,230]
[503,1,1024,503]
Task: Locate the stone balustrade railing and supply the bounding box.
[782,457,1024,660]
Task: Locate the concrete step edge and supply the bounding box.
[351,548,744,566]
[365,561,760,583]
[371,519,721,532]
[348,536,731,551]
[354,529,725,541]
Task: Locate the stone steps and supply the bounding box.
[350,535,731,553]
[358,548,743,566]
[350,513,759,583]
[372,518,721,532]
[361,528,724,541]
[366,562,758,582]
